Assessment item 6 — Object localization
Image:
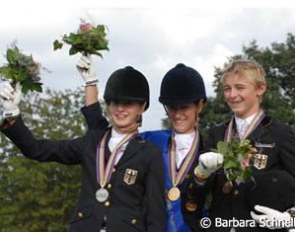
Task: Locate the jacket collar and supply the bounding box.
[223,114,272,128]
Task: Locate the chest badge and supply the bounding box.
[124,168,138,185]
[253,154,268,170]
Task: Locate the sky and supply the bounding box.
[1,0,295,131]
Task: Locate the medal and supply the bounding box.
[185,200,198,212]
[222,181,233,194]
[96,188,109,202]
[168,187,181,201]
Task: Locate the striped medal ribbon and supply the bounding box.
[224,110,265,142]
[167,130,200,201]
[95,130,138,202]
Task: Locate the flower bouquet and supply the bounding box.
[53,20,109,57]
[215,138,257,184]
[0,44,42,94]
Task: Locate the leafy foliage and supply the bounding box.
[54,21,109,57]
[0,87,87,232]
[214,139,256,183]
[0,44,43,94]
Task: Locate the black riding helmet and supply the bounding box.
[159,63,207,106]
[104,66,149,110]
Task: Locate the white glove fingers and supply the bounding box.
[77,55,91,70]
[5,81,14,92]
[250,211,265,221]
[0,89,14,100]
[199,156,209,169]
[199,152,219,169]
[254,205,275,215]
[0,82,14,100]
[15,83,22,92]
[81,55,91,65]
[76,59,90,70]
[14,89,22,104]
[217,154,224,165]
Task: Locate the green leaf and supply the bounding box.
[216,141,228,155]
[69,47,79,56]
[224,159,239,169]
[0,66,12,78]
[53,40,63,51]
[240,168,253,181]
[21,79,31,94]
[31,83,43,93]
[6,48,18,64]
[93,51,103,58]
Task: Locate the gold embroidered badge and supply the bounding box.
[253,154,268,169]
[124,168,138,185]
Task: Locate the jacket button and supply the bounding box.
[104,201,110,207]
[107,183,112,189]
[112,168,116,173]
[131,219,137,224]
[77,212,83,219]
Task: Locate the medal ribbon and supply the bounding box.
[168,130,200,187]
[96,130,138,188]
[224,110,265,142]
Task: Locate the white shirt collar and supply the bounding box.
[109,128,127,153]
[235,112,257,138]
[174,131,195,168]
[111,127,126,139]
[235,113,256,127]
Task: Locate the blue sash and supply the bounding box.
[141,130,192,232]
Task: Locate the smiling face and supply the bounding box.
[223,73,266,119]
[108,101,145,133]
[166,101,203,134]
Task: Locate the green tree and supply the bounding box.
[0,87,88,232]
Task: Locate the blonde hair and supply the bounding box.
[222,59,266,88]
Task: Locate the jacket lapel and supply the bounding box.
[248,116,272,141]
[116,136,146,166]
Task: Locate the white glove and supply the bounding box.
[251,205,292,230]
[194,152,224,180]
[76,54,98,86]
[0,81,22,118]
[0,81,15,100]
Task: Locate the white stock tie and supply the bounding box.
[238,121,248,139]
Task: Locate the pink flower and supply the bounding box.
[79,23,93,31]
[240,159,250,170]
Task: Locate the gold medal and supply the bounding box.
[168,187,181,201]
[222,181,233,194]
[185,200,198,212]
